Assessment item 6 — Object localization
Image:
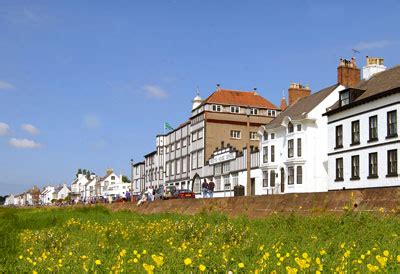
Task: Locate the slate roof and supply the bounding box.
[326,65,400,114]
[200,88,278,110]
[265,84,339,129]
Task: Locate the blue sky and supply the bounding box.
[1,0,399,195]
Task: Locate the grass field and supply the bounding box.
[0,206,399,273]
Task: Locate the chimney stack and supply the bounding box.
[362,56,386,80]
[280,96,288,111]
[337,57,361,87]
[288,83,311,105]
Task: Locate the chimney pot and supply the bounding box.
[337,57,360,87]
[288,82,311,105]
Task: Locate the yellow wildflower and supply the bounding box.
[95,259,101,265]
[302,252,308,259]
[383,250,389,257]
[397,255,400,263]
[238,262,245,268]
[151,254,164,267]
[184,258,192,266]
[367,264,379,272]
[143,263,155,274]
[285,266,298,274]
[199,264,206,271]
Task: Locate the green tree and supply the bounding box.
[122,175,131,183]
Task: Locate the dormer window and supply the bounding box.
[250,108,258,115]
[230,106,240,113]
[288,122,294,133]
[340,91,350,106]
[212,105,222,112]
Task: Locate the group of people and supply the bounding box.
[137,186,159,206]
[201,179,215,198]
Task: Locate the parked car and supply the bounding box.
[176,189,196,199]
[163,185,178,199]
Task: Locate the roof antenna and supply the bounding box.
[196,85,200,96]
[352,48,360,55]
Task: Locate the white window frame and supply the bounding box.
[230,106,240,113]
[230,130,241,139]
[212,104,222,112]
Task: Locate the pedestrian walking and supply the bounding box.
[202,179,209,198]
[208,179,215,198]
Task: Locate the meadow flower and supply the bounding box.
[367,264,379,272]
[199,264,206,271]
[383,250,389,257]
[184,258,192,265]
[238,262,245,268]
[151,254,164,267]
[95,259,101,265]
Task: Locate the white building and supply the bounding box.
[40,186,55,204]
[325,58,399,190]
[259,81,345,194]
[4,194,14,206]
[132,161,145,194]
[53,184,71,200]
[96,170,128,198]
[70,174,89,202]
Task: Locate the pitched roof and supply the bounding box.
[326,65,400,114]
[201,89,278,109]
[265,84,339,129]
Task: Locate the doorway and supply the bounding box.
[280,168,285,193]
[251,178,255,195]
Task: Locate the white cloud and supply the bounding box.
[0,80,15,91]
[21,124,40,135]
[9,138,42,149]
[143,85,168,99]
[0,122,10,136]
[83,114,101,129]
[353,40,393,50]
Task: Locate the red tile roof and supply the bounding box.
[203,89,278,109]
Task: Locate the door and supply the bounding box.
[251,178,255,195]
[280,168,285,193]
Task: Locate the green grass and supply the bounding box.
[0,206,399,273]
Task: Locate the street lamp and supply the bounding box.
[245,107,251,196]
[130,159,134,193]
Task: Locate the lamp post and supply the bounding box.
[245,107,251,196]
[130,159,134,193]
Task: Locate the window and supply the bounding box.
[263,131,268,141]
[267,110,272,116]
[368,153,378,178]
[176,159,181,174]
[223,175,230,190]
[198,129,203,139]
[288,167,294,185]
[351,121,360,145]
[159,167,163,180]
[232,173,238,186]
[369,115,378,141]
[192,153,197,170]
[182,138,187,147]
[351,155,360,180]
[192,132,197,142]
[263,171,268,187]
[336,125,343,148]
[263,146,268,163]
[271,145,275,162]
[297,138,302,157]
[250,108,258,115]
[166,146,169,154]
[296,166,302,184]
[297,124,302,131]
[171,143,175,152]
[212,104,222,112]
[288,122,294,133]
[230,106,240,113]
[111,176,115,180]
[250,132,259,140]
[340,91,349,106]
[271,133,275,139]
[182,156,187,173]
[171,160,175,175]
[176,141,181,150]
[271,110,276,117]
[214,164,222,175]
[230,130,241,139]
[336,158,343,181]
[270,170,276,187]
[288,139,294,158]
[197,150,203,168]
[222,162,230,173]
[387,149,398,176]
[387,110,397,137]
[215,177,221,191]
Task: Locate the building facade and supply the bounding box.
[259,81,345,194]
[132,161,145,194]
[326,58,399,190]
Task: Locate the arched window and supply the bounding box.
[288,122,294,133]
